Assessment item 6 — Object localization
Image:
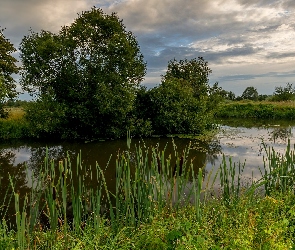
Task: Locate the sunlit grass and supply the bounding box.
[216,100,295,119]
[1,107,25,121]
[1,137,295,249]
[0,107,28,139]
[224,100,295,107]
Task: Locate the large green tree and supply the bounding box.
[138,58,217,135]
[163,57,211,99]
[20,8,146,139]
[0,29,19,118]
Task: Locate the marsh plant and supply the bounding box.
[1,136,295,249]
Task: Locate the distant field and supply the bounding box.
[2,107,25,120]
[215,100,295,119]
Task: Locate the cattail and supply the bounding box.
[157,156,161,173]
[52,186,57,200]
[173,155,184,177]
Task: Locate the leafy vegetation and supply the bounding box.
[16,8,221,140]
[20,7,146,140]
[1,138,295,249]
[136,58,218,135]
[0,28,19,118]
[0,107,28,139]
[215,100,295,120]
[270,83,295,102]
[241,86,259,101]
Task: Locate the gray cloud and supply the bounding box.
[1,0,295,96]
[218,70,295,82]
[0,0,93,44]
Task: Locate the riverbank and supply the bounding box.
[2,193,293,249]
[1,139,295,249]
[0,107,29,139]
[215,100,295,119]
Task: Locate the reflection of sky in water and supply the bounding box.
[206,124,295,183]
[1,123,295,188]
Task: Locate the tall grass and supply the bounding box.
[260,139,295,195]
[2,135,295,248]
[216,100,295,119]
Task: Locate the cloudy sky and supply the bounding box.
[1,0,295,99]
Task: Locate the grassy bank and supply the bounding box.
[0,107,29,139]
[215,100,295,120]
[1,137,295,249]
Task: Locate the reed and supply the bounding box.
[260,139,295,195]
[3,135,295,248]
[219,156,245,206]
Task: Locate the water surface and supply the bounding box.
[1,118,295,198]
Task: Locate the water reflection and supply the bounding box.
[1,119,295,221]
[0,138,220,191]
[268,127,292,143]
[0,148,30,225]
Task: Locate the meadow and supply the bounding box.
[215,100,295,120]
[1,134,295,249]
[0,107,28,139]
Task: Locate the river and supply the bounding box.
[1,118,295,221]
[1,119,295,193]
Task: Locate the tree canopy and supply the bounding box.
[271,83,295,101]
[20,8,146,139]
[241,86,259,101]
[137,58,217,135]
[0,28,18,118]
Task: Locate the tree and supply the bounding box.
[241,86,259,101]
[149,78,208,134]
[0,29,19,118]
[139,58,217,135]
[271,83,295,101]
[209,82,236,101]
[163,57,211,99]
[20,8,146,139]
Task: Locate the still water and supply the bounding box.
[1,119,295,197]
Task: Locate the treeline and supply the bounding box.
[1,7,294,140]
[214,84,295,119]
[1,8,221,140]
[217,83,295,102]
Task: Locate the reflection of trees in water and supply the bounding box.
[190,138,222,166]
[0,136,222,229]
[0,149,30,225]
[206,139,222,165]
[268,127,292,143]
[26,145,76,172]
[0,137,222,210]
[24,137,223,188]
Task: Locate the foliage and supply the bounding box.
[23,97,67,138]
[19,7,146,139]
[0,29,19,118]
[3,99,29,108]
[162,57,211,99]
[241,86,259,101]
[0,107,28,139]
[258,94,269,101]
[215,100,295,120]
[271,83,295,101]
[147,78,209,134]
[138,58,218,135]
[210,82,236,101]
[2,140,295,248]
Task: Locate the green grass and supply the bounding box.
[0,107,29,139]
[1,135,295,249]
[216,100,295,120]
